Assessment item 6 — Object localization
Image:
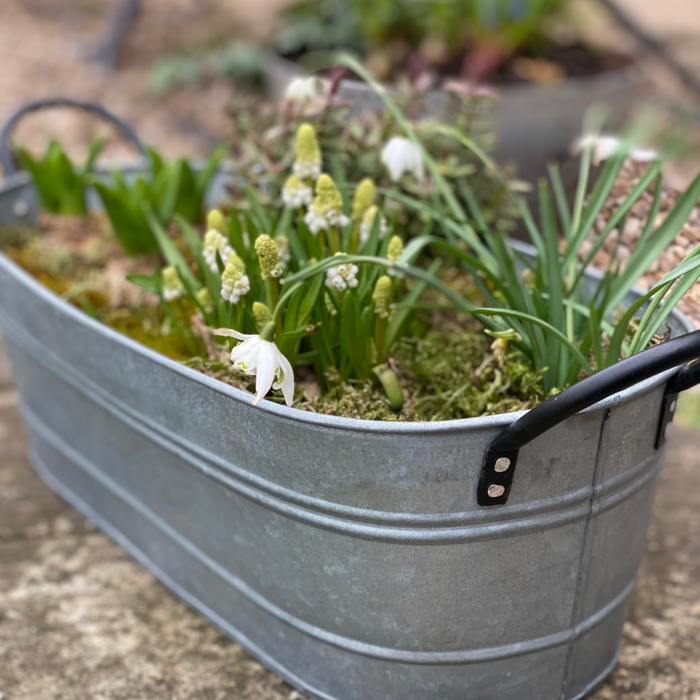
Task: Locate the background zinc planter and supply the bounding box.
[262,52,648,182]
[1,103,700,700]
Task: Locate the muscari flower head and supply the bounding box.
[372,275,392,319]
[276,234,291,268]
[293,123,322,181]
[325,252,359,292]
[359,204,388,243]
[221,253,251,304]
[207,209,227,234]
[304,174,350,234]
[203,229,234,273]
[352,178,376,222]
[255,234,283,279]
[381,136,425,183]
[252,301,273,333]
[162,266,185,302]
[282,174,313,209]
[196,287,214,314]
[213,327,294,406]
[386,235,404,278]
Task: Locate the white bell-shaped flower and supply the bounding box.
[213,328,294,407]
[381,136,425,182]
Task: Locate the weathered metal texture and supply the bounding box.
[262,52,649,182]
[0,173,692,700]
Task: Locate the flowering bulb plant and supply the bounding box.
[129,57,700,414]
[130,120,430,408]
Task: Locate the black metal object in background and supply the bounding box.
[0,98,145,177]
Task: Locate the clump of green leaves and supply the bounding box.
[92,145,227,256]
[271,0,566,80]
[17,137,105,215]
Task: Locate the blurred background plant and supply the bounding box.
[16,137,105,215]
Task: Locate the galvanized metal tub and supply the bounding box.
[1,105,699,700]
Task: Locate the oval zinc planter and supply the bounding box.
[1,103,699,700]
[263,52,648,182]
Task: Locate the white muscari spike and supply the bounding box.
[203,230,234,273]
[325,253,359,292]
[359,204,388,243]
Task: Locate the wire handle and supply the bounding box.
[478,329,700,506]
[0,97,145,176]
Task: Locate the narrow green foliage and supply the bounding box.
[17,137,106,215]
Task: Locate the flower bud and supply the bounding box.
[207,209,227,234]
[252,301,273,332]
[352,178,376,221]
[372,275,392,318]
[255,234,283,279]
[293,123,322,180]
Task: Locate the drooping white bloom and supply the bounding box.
[381,136,425,182]
[571,134,659,166]
[325,254,359,292]
[359,204,388,243]
[213,329,294,406]
[203,229,234,273]
[284,76,326,103]
[282,175,313,209]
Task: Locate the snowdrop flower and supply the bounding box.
[325,253,359,292]
[381,136,425,182]
[284,76,326,103]
[359,204,388,243]
[352,178,376,222]
[572,134,660,166]
[293,123,322,181]
[162,266,185,302]
[213,327,294,407]
[372,275,392,318]
[386,235,405,278]
[304,174,349,234]
[221,253,250,304]
[282,174,313,209]
[255,235,283,279]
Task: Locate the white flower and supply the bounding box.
[381,137,425,182]
[282,175,313,209]
[284,76,326,103]
[571,134,660,166]
[162,266,185,302]
[304,204,350,235]
[359,204,388,243]
[203,230,234,273]
[213,329,294,407]
[325,254,359,292]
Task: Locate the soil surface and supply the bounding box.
[0,334,699,699]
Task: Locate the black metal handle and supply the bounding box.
[0,97,145,177]
[478,329,700,506]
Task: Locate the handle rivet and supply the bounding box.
[494,457,511,473]
[487,484,505,498]
[670,400,677,413]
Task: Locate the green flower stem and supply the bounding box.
[374,316,387,364]
[329,226,341,254]
[267,278,283,335]
[350,222,361,254]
